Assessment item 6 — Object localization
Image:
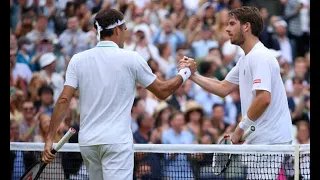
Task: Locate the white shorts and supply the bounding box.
[80,142,134,180]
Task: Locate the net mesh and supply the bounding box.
[10,143,310,180]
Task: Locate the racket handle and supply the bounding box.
[240,125,255,141]
[52,127,76,152]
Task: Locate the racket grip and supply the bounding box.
[240,125,255,141]
[53,127,76,152]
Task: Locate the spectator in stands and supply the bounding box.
[10,88,25,122]
[131,97,146,133]
[168,0,188,29]
[125,24,160,61]
[287,76,309,123]
[26,14,58,44]
[162,111,195,179]
[293,120,310,144]
[153,18,186,57]
[10,48,33,88]
[166,83,191,112]
[285,56,308,95]
[35,86,55,116]
[34,113,64,143]
[59,16,90,57]
[75,1,92,32]
[194,87,223,116]
[54,1,76,35]
[39,52,64,103]
[19,100,40,142]
[133,112,162,179]
[156,42,175,77]
[258,6,281,51]
[151,101,172,144]
[191,25,219,59]
[211,104,234,136]
[185,100,205,143]
[274,19,293,64]
[136,83,159,116]
[214,8,230,47]
[16,37,39,71]
[14,13,34,38]
[284,0,309,58]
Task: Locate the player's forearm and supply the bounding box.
[158,76,183,100]
[190,74,227,97]
[47,97,71,141]
[246,93,271,121]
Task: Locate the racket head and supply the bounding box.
[212,134,233,176]
[20,161,45,180]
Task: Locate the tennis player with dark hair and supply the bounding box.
[42,8,197,180]
[180,6,292,179]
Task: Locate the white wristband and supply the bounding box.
[238,115,254,130]
[178,67,191,83]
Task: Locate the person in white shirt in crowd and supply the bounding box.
[180,6,292,180]
[39,52,64,103]
[42,8,196,180]
[191,25,219,59]
[125,24,160,62]
[58,16,91,57]
[285,56,309,95]
[274,19,293,64]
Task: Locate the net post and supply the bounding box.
[294,145,300,180]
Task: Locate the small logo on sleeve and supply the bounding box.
[253,79,261,84]
[184,71,187,74]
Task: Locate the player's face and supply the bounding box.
[226,16,245,45]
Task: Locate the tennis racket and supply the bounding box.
[20,127,76,180]
[212,125,255,176]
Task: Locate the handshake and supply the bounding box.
[177,56,198,83]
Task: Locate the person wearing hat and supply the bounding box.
[39,52,64,103]
[16,36,39,71]
[150,101,172,144]
[184,100,205,143]
[273,19,293,64]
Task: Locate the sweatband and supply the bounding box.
[239,115,254,130]
[178,67,191,83]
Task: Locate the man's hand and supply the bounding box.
[178,56,197,74]
[42,139,55,164]
[231,127,245,144]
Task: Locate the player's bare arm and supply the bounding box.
[146,58,197,100]
[179,58,238,98]
[42,85,75,164]
[231,90,271,143]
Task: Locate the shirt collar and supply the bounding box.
[96,41,119,48]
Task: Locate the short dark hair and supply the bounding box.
[228,6,264,37]
[136,112,148,127]
[212,103,224,110]
[94,9,124,38]
[38,86,54,96]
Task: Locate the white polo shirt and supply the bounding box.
[64,41,156,146]
[225,42,292,144]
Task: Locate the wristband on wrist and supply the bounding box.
[178,67,191,83]
[238,115,254,130]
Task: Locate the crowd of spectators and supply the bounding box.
[10,0,309,179]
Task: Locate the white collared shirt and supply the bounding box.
[64,41,156,145]
[225,42,292,144]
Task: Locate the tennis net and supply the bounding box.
[10,142,310,180]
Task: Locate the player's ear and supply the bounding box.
[244,22,251,33]
[114,27,120,36]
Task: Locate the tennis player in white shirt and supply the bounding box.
[42,9,197,180]
[180,6,292,179]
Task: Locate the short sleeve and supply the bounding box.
[135,53,157,88]
[64,55,79,88]
[225,60,240,85]
[250,56,272,93]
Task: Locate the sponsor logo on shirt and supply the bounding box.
[253,79,261,84]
